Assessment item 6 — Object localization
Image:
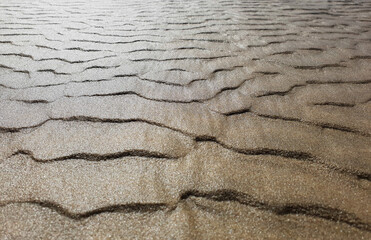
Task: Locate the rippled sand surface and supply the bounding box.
[0,0,370,239]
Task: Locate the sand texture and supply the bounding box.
[0,0,370,239]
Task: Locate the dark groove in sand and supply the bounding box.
[0,190,369,232]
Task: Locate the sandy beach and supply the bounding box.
[0,0,370,239]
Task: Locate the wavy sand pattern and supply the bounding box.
[0,0,370,239]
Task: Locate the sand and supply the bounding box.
[0,0,370,239]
